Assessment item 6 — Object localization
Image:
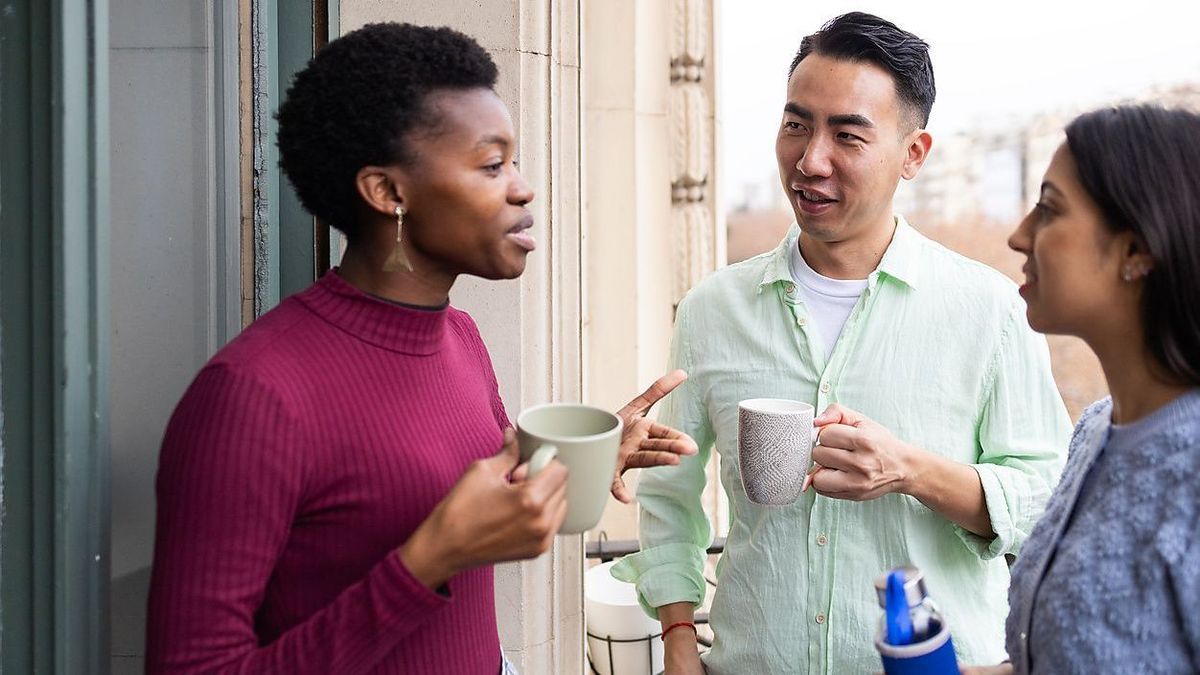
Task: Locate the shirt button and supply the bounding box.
[819,382,831,394]
[816,534,828,546]
[1020,632,1027,642]
[785,283,796,295]
[797,316,807,327]
[815,613,826,624]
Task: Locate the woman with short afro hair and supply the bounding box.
[146,23,695,674]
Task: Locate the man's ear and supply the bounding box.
[355,165,407,217]
[900,129,933,181]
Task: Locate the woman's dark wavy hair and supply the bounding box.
[1066,104,1200,386]
[789,12,935,129]
[276,23,497,240]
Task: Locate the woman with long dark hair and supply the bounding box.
[965,105,1200,673]
[145,23,695,674]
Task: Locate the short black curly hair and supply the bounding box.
[276,22,498,240]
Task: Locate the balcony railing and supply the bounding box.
[584,533,726,658]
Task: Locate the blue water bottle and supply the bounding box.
[873,566,960,675]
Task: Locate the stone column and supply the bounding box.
[583,0,673,423]
[584,0,725,543]
[341,2,583,672]
[669,0,723,306]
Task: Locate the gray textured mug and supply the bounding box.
[517,403,624,534]
[737,398,819,506]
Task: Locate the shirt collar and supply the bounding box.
[757,215,923,293]
[876,215,922,289]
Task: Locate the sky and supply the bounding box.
[719,0,1200,201]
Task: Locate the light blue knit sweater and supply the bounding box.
[1006,390,1200,674]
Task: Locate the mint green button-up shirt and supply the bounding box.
[612,219,1071,674]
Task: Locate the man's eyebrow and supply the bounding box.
[828,113,874,129]
[782,104,874,129]
[783,103,812,120]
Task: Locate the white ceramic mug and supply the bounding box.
[516,403,624,534]
[737,398,819,506]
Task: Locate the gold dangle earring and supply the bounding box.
[382,205,413,272]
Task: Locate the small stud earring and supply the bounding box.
[382,205,413,273]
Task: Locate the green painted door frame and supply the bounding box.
[1,0,110,672]
[253,0,339,315]
[1,0,339,670]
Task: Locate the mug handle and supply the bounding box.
[802,425,823,492]
[526,444,559,478]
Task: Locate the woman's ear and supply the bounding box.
[1120,235,1155,282]
[355,165,407,218]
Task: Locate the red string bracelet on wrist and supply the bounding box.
[661,621,697,641]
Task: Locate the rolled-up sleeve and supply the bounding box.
[958,301,1072,559]
[610,297,716,618]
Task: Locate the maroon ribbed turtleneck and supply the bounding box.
[147,271,508,674]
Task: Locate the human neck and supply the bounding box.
[336,242,456,307]
[797,214,897,280]
[1090,326,1192,425]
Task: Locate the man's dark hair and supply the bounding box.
[1065,104,1200,386]
[789,12,935,129]
[276,22,498,240]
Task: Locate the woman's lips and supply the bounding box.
[506,215,537,252]
[506,230,537,252]
[1019,270,1036,295]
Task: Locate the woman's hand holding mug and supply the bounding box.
[399,428,569,590]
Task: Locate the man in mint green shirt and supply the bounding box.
[612,12,1071,674]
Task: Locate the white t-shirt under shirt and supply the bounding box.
[788,242,869,363]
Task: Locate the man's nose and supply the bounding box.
[797,136,833,179]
